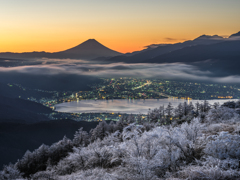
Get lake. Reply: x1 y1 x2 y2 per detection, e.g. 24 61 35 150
54 98 238 114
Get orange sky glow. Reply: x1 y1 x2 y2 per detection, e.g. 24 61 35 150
0 0 240 54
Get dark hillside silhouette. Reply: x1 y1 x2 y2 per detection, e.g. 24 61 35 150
0 120 99 168
0 96 52 123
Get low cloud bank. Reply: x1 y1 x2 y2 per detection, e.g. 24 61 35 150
0 61 239 84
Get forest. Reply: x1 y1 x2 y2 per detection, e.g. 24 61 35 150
1 100 240 180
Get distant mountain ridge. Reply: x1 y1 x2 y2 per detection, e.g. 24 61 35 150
0 39 122 60
229 31 240 38
144 40 240 75
107 34 228 63
0 31 240 65
105 31 240 76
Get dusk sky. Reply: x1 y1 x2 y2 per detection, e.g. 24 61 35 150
1 0 240 53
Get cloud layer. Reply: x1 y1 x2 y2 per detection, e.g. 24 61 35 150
0 59 239 84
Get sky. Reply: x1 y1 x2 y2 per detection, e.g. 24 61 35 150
0 0 240 53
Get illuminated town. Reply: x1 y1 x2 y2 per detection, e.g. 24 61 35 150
43 78 239 106
6 78 240 122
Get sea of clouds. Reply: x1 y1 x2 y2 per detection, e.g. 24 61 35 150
0 59 239 84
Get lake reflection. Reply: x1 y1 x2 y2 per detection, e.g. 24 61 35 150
54 98 238 114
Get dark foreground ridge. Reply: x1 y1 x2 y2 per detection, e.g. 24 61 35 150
0 120 98 168
0 95 52 124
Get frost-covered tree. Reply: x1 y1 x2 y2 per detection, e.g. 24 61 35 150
195 101 200 115
204 131 240 160
108 121 115 133
127 114 135 124
0 164 22 180
16 136 73 177
205 106 239 124
48 136 73 166
122 123 145 141
114 116 128 132
147 108 159 123
213 102 220 109
175 103 184 119
90 120 110 141
73 127 90 147
166 103 173 117
201 100 210 113
3 101 240 180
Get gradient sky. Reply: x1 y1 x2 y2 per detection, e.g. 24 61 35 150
0 0 240 53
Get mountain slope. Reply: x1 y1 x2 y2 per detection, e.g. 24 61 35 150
107 34 226 63
0 96 52 123
146 40 240 63
55 39 122 59
144 40 240 76
229 31 240 38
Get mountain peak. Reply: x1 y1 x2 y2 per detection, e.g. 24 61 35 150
84 39 99 43
196 34 223 40
79 39 102 46
58 39 122 59
198 34 208 38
